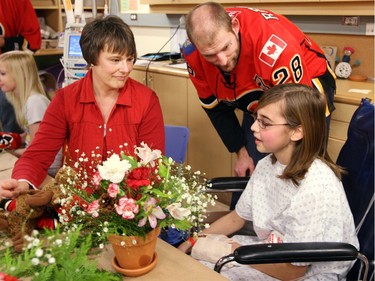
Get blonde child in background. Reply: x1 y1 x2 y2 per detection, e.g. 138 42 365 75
0 51 62 176
178 83 358 281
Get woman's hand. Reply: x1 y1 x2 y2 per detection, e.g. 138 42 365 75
0 179 29 198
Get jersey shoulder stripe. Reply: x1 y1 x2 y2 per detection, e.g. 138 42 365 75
181 39 196 56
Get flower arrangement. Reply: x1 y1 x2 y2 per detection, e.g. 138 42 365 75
58 142 216 245
0 143 217 279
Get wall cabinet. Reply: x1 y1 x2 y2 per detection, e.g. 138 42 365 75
31 0 105 55
130 66 235 179
131 69 189 126
31 0 63 35
327 80 374 162
328 103 357 162
140 0 374 15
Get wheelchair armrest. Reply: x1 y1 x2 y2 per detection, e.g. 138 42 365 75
234 242 358 264
206 177 250 193
214 242 359 273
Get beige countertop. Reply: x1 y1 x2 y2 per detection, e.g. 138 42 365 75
134 60 374 105
335 79 374 105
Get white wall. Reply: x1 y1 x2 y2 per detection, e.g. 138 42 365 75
131 26 187 57
131 26 171 56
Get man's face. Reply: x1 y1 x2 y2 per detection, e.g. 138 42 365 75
194 27 240 72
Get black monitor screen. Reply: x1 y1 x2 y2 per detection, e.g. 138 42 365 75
68 35 83 57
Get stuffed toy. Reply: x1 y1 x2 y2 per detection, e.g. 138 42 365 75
0 132 22 152
0 168 71 252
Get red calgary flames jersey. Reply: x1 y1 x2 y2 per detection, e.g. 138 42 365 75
182 7 328 113
0 0 42 53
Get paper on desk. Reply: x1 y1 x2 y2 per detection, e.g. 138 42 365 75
165 62 187 70
348 89 372 95
135 59 166 67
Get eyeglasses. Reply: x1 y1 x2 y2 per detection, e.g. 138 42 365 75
251 114 289 130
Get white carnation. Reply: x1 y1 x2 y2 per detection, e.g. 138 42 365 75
97 154 131 183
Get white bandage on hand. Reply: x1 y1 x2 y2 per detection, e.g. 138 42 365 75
191 234 234 263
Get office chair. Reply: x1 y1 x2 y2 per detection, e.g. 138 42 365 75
164 125 189 164
211 98 374 281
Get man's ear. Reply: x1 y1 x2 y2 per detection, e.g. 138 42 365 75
290 126 303 142
231 18 240 34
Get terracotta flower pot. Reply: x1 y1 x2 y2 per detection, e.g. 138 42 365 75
108 227 160 276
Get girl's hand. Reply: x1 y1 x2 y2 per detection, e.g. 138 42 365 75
230 241 241 252
177 240 193 253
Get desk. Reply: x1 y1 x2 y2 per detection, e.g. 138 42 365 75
0 151 18 180
97 239 228 281
0 151 52 185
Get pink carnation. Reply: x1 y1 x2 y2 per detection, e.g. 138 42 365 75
115 197 139 219
92 171 102 186
87 200 100 218
107 183 119 198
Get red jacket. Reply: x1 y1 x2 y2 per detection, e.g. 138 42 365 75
0 0 42 53
12 70 165 187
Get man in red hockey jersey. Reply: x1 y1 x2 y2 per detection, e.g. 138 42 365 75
182 2 336 177
0 0 42 53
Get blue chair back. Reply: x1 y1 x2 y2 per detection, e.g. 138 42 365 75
336 98 374 280
164 125 189 163
161 125 190 246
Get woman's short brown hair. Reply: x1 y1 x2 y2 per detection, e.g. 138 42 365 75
80 16 137 65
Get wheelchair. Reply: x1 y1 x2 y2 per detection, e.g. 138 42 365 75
208 98 374 281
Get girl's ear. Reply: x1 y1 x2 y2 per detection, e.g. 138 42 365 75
290 126 303 142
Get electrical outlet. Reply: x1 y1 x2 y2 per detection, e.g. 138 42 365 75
130 14 138 21
342 16 360 26
365 23 374 36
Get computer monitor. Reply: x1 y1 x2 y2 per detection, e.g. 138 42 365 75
67 34 83 58
62 23 87 86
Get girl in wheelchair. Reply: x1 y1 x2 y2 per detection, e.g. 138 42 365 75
178 83 358 281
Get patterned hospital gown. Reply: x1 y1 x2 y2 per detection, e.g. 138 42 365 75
200 155 359 281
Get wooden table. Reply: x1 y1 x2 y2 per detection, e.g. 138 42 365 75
0 151 52 185
0 151 18 180
97 238 228 281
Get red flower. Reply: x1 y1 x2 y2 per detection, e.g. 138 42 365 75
0 272 18 281
126 167 151 189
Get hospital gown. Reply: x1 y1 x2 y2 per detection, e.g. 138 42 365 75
199 155 358 281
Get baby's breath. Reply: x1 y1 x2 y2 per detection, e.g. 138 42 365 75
56 143 217 245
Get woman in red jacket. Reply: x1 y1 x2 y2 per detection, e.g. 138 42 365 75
0 16 165 197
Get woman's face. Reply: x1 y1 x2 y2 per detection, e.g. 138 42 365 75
0 63 16 92
92 48 135 91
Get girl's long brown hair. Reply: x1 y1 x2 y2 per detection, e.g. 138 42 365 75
255 83 342 186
